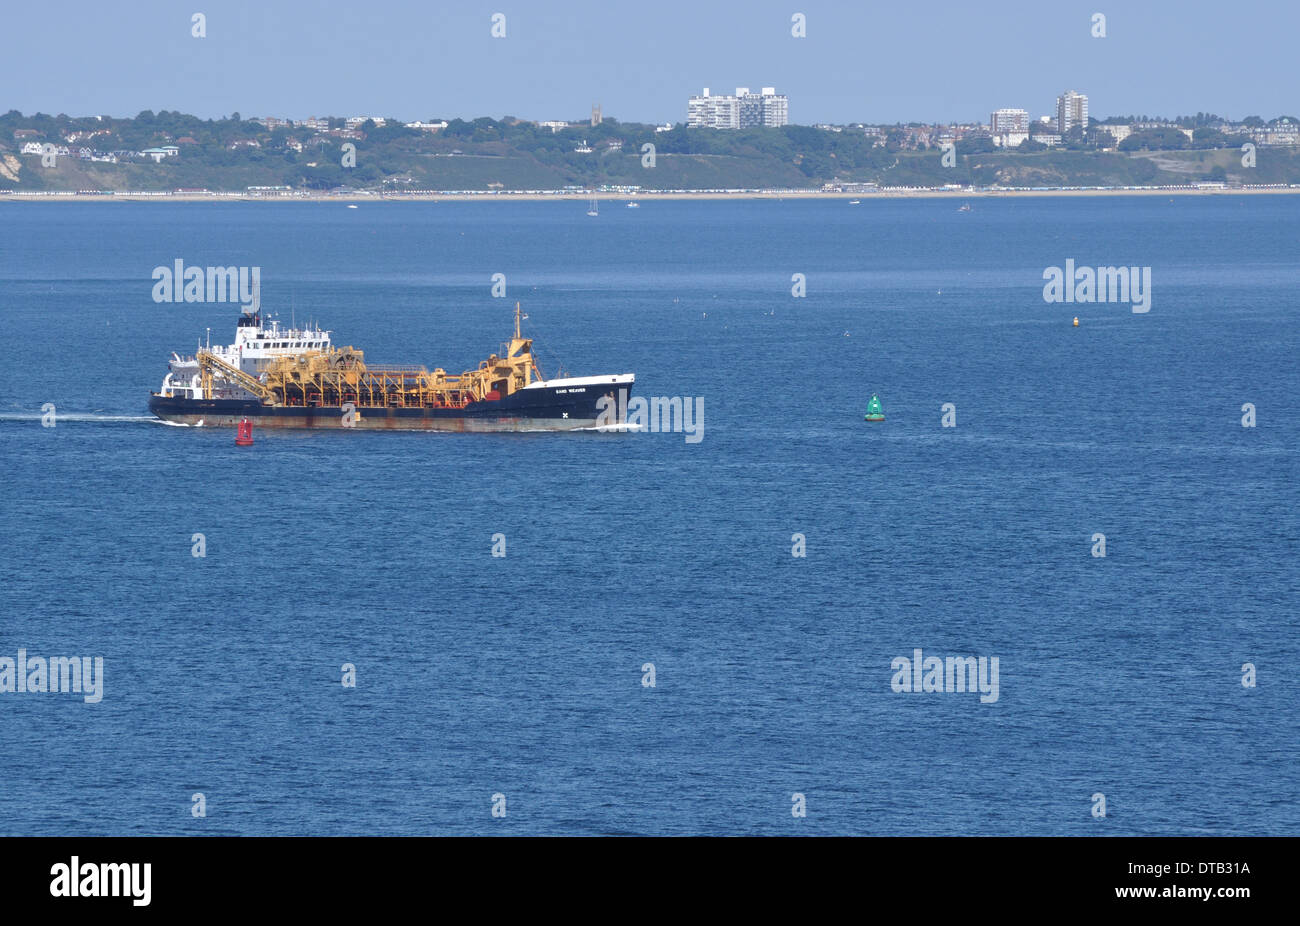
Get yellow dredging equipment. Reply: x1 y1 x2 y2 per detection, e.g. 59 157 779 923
197 302 543 410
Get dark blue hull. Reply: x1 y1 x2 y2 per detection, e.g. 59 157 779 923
148 380 631 431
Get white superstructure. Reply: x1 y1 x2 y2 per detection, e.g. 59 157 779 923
159 311 332 401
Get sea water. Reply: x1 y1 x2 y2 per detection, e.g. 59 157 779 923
0 197 1296 834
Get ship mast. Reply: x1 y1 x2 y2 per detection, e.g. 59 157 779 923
512 300 544 383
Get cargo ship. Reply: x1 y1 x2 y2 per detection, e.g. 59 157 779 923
148 303 634 431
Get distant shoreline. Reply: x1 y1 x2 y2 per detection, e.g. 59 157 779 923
2 187 1297 203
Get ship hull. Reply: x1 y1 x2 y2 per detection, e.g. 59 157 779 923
148 380 631 432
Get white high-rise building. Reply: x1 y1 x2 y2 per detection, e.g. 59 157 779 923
990 108 1029 135
755 87 787 127
688 87 788 129
1056 91 1089 135
687 89 739 129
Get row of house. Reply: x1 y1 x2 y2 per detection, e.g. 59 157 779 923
828 114 1298 152
17 141 180 163
984 93 1299 149
252 116 450 134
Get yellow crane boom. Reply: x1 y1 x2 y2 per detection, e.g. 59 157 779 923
197 349 274 402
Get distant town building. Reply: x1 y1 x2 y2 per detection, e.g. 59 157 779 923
1056 91 1089 135
1104 124 1133 145
688 88 737 128
1256 124 1300 145
65 129 109 144
990 108 1029 136
591 104 602 127
737 88 787 127
688 87 788 129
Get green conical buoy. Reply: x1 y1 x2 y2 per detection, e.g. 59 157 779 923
864 394 885 422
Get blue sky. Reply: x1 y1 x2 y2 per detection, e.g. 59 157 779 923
1 1 1294 124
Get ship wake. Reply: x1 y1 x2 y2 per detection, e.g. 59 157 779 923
0 413 169 424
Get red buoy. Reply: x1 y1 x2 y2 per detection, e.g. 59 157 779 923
235 418 254 446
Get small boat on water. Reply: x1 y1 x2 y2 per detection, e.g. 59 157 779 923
848 199 861 205
626 201 640 209
958 203 972 212
587 193 599 216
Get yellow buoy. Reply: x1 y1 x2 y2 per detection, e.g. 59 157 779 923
1072 316 1079 327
